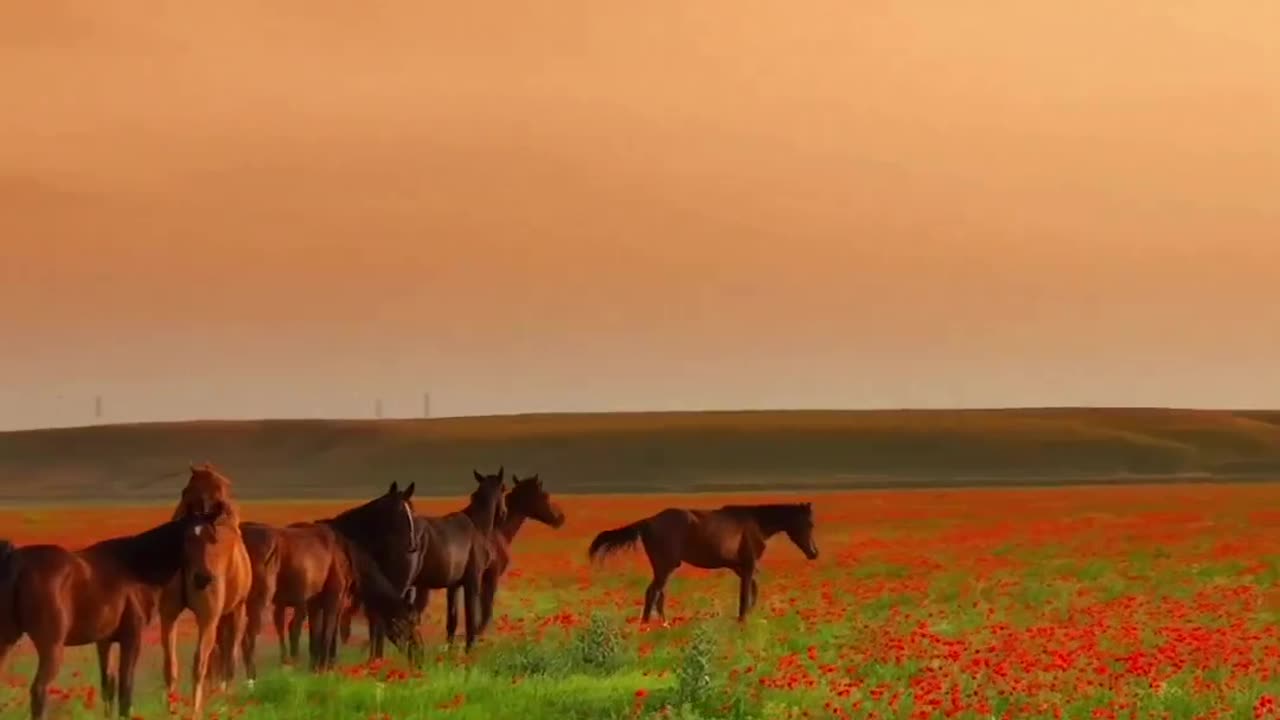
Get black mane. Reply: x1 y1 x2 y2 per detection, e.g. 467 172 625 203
321 495 386 543
84 518 192 586
719 503 810 534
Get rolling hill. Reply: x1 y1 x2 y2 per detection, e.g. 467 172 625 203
2 408 1280 504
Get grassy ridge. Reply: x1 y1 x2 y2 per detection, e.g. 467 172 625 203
1 408 1280 502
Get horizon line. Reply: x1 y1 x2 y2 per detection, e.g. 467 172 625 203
3 405 1275 435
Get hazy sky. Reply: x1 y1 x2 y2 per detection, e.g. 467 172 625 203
3 1 1279 430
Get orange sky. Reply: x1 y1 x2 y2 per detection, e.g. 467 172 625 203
3 1 1279 430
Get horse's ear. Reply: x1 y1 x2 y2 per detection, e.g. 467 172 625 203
497 465 505 481
511 474 521 484
388 481 399 495
473 469 484 483
530 474 541 486
403 481 415 500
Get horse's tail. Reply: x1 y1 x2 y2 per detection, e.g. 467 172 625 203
0 540 23 637
587 518 648 562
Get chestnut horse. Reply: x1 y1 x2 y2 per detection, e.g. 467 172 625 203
238 483 420 673
358 470 559 655
160 463 253 719
0 510 221 720
588 503 819 622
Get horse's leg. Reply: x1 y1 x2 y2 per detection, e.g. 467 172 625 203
478 566 499 636
735 565 756 622
189 611 219 720
159 600 182 707
324 601 341 670
29 639 63 720
340 602 354 646
642 560 675 624
305 598 325 672
272 604 289 664
288 606 305 664
640 532 677 624
95 641 116 718
750 578 760 611
242 598 262 682
444 585 459 645
462 568 480 652
116 625 142 720
223 605 248 689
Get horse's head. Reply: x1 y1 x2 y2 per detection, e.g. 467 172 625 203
507 473 565 529
182 500 235 591
783 502 819 561
174 462 235 521
470 466 508 531
377 480 419 555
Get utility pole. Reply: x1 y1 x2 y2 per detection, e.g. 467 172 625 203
423 392 431 419
94 395 103 421
375 398 384 419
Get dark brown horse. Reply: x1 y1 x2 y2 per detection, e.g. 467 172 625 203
0 510 222 719
356 471 560 652
395 468 507 652
409 468 509 648
588 503 819 622
238 483 420 673
477 473 565 634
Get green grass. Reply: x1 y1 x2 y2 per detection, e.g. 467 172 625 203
3 408 1280 503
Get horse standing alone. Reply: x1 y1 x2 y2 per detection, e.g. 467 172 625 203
588 502 819 622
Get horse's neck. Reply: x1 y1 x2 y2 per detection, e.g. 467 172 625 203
499 512 528 542
749 510 785 538
463 502 497 534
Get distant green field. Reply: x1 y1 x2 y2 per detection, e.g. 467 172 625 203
1 408 1280 503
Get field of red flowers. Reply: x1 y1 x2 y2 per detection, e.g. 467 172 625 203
2 484 1280 719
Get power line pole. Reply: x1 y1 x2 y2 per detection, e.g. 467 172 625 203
94 395 103 421
375 398 384 419
423 391 431 419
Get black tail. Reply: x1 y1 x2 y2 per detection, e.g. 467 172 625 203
0 540 22 636
587 519 647 562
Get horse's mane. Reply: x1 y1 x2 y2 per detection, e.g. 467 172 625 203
320 494 387 543
719 503 811 533
84 518 190 586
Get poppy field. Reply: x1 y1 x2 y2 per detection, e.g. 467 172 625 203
2 483 1280 719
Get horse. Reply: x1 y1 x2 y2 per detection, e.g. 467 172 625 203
159 464 253 719
235 520 280 681
238 482 421 673
0 509 223 720
477 473 565 634
358 470 558 654
587 502 819 623
398 468 507 652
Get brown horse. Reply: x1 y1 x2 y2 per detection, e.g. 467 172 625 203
239 483 420 673
399 468 507 652
235 520 280 681
587 503 819 622
160 464 253 719
0 510 221 720
357 471 560 653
